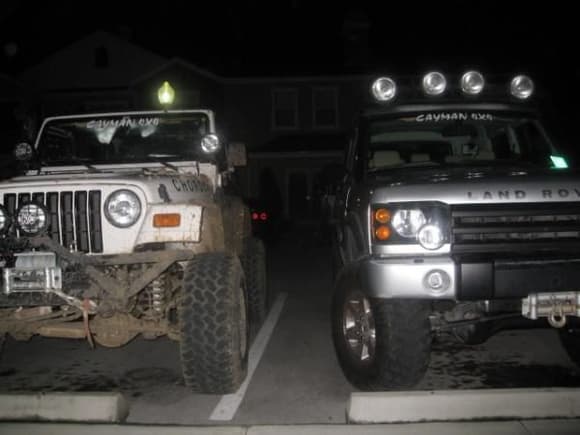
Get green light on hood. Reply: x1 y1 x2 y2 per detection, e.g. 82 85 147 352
550 155 569 169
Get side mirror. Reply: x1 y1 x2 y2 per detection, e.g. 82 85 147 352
14 142 34 162
226 142 247 168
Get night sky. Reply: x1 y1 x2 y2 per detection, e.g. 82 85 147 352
1 1 577 78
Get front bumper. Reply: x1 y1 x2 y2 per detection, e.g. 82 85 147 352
361 255 580 301
0 236 195 308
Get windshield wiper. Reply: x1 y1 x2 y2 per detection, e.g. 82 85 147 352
144 155 180 172
368 161 439 173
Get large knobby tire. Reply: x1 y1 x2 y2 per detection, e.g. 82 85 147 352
559 328 580 367
179 253 248 394
242 237 268 326
331 267 431 391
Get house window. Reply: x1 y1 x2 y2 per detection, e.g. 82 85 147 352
272 88 298 130
95 46 109 69
313 87 338 129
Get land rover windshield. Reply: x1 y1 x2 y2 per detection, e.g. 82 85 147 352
36 112 211 165
365 111 564 172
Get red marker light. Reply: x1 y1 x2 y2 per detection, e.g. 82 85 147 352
252 212 259 220
260 212 268 221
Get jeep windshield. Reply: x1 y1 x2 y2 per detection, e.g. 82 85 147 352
36 112 211 165
366 111 562 172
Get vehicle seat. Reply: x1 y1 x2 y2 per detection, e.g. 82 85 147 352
370 150 404 168
410 153 430 163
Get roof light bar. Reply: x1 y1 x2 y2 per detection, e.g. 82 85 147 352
510 75 534 99
371 77 397 102
422 72 447 96
461 71 485 95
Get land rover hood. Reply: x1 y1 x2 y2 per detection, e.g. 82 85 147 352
369 166 580 205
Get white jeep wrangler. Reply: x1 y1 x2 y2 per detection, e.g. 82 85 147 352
0 110 268 394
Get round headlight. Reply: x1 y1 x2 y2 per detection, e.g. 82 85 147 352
0 205 10 234
16 203 48 235
201 134 220 153
510 75 534 99
461 71 485 95
417 224 445 250
391 209 426 238
422 72 447 96
105 190 141 228
371 77 397 102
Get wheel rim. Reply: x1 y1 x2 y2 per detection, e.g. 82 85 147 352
342 290 376 363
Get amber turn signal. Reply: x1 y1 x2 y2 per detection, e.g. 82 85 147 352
375 225 391 241
374 208 391 224
153 213 181 228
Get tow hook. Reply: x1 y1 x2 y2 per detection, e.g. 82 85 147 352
548 305 567 328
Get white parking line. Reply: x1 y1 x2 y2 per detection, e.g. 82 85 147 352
209 292 288 421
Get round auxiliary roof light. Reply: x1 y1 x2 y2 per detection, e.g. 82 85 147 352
422 72 447 96
371 77 397 102
461 71 485 95
510 75 534 99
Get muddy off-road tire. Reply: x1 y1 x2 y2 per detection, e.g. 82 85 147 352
242 237 268 326
179 253 248 394
559 328 580 367
0 334 4 360
331 267 431 391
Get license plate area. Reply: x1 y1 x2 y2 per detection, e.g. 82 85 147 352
2 252 62 294
522 292 580 320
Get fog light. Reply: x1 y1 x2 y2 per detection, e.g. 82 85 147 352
423 270 450 292
0 204 9 234
17 203 48 235
418 224 445 250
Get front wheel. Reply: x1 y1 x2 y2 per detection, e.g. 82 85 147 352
242 237 269 326
179 253 248 394
331 267 432 391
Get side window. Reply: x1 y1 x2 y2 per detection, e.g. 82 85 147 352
513 121 549 163
491 128 513 159
272 88 298 130
312 87 338 129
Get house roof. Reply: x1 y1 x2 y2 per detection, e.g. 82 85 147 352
19 31 168 90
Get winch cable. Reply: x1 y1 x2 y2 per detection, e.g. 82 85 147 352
82 298 95 348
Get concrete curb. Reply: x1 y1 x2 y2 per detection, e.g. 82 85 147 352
1 421 580 435
347 388 580 423
0 392 129 422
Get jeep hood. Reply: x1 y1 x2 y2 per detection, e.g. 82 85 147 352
0 167 214 204
369 165 580 205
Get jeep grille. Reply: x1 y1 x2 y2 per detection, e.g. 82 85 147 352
451 203 580 254
2 190 103 253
